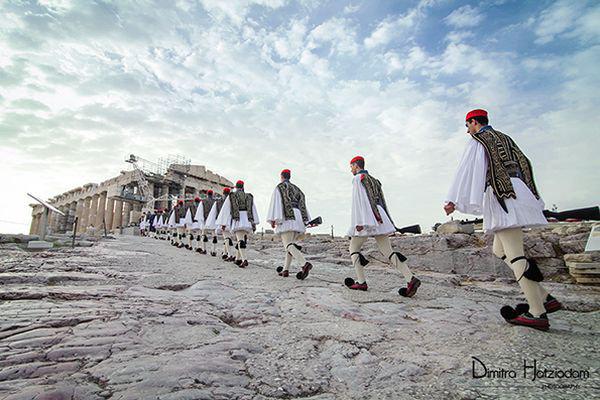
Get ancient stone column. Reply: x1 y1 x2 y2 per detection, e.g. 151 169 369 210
79 197 91 233
48 210 59 234
105 198 115 231
95 192 107 230
112 200 123 229
58 206 68 233
30 212 39 235
123 202 132 227
67 201 77 231
88 194 99 229
75 198 84 232
161 183 170 209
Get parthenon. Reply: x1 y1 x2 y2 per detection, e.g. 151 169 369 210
29 160 233 236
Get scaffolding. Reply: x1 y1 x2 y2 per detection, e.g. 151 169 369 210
157 154 191 175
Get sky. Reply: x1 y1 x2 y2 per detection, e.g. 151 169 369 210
1 0 599 236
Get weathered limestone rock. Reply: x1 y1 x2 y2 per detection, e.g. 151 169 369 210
435 220 475 234
0 234 40 244
0 231 598 399
565 253 594 263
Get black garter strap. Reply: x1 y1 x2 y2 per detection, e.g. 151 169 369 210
500 255 506 260
212 237 218 244
285 243 302 253
239 240 247 249
389 251 407 263
510 256 543 282
227 238 234 246
203 235 209 242
350 252 369 266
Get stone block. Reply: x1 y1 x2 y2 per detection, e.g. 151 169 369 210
27 241 53 249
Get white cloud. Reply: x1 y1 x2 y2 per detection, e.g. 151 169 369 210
308 17 358 56
533 0 587 44
364 8 420 49
0 0 598 238
444 5 484 28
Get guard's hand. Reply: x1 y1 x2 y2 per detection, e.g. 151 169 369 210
356 225 364 232
270 221 276 229
221 225 226 230
444 202 456 215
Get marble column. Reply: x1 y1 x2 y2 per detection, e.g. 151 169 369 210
112 200 123 229
75 198 84 232
105 198 115 231
79 196 91 233
58 206 68 233
88 194 99 229
95 192 107 230
30 213 39 235
161 183 170 209
49 210 59 234
123 202 132 227
67 201 77 231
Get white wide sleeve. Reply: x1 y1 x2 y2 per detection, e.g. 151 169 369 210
350 175 379 228
195 203 205 225
251 201 260 225
216 197 232 226
184 209 193 225
167 210 175 226
266 188 283 224
205 203 218 228
445 138 487 215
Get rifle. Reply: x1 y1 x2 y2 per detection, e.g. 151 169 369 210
543 206 599 221
305 216 322 227
396 224 421 234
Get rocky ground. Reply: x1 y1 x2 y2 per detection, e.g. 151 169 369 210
0 233 598 400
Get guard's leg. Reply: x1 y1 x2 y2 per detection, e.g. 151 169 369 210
235 231 248 266
201 229 208 253
374 235 414 283
496 228 547 325
211 234 218 256
494 232 559 315
349 236 368 285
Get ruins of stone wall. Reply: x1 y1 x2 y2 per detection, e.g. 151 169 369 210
29 164 233 237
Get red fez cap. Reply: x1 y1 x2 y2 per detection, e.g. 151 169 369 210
350 156 364 165
207 189 214 195
281 169 291 175
466 109 488 121
177 199 183 204
223 187 231 194
194 197 200 202
236 180 244 187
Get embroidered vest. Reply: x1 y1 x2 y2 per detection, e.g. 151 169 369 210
175 205 186 223
202 197 215 220
215 194 228 215
360 173 392 224
230 191 254 223
190 203 199 222
276 181 309 222
472 128 540 212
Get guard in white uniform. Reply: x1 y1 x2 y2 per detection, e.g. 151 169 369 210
207 187 234 260
216 180 260 268
445 109 562 331
346 156 420 297
266 169 313 279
